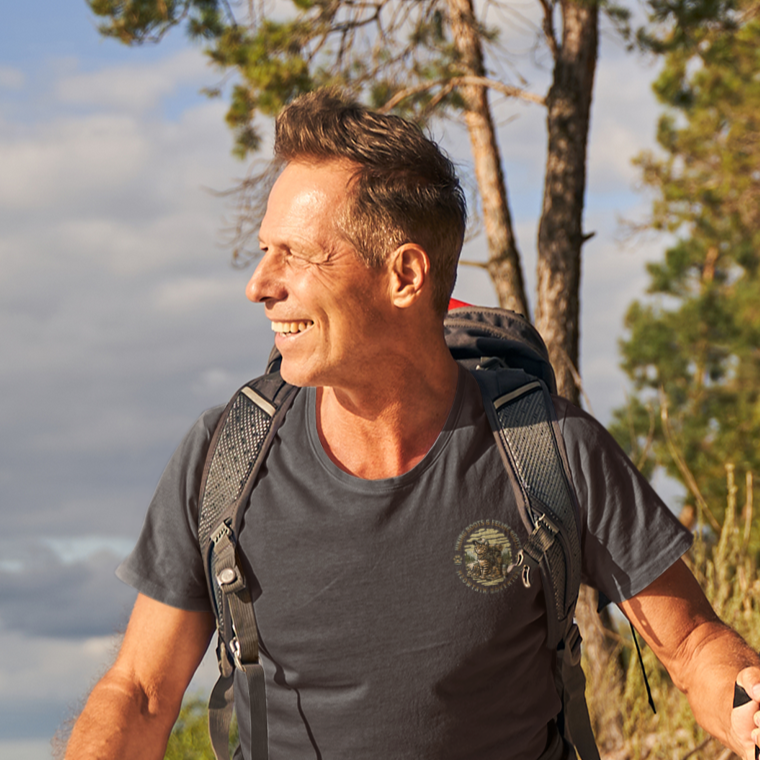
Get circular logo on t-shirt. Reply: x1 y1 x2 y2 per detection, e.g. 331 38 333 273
453 519 521 593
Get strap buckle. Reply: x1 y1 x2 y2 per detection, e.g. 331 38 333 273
230 636 244 670
216 636 234 677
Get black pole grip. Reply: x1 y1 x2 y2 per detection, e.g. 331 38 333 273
733 683 760 760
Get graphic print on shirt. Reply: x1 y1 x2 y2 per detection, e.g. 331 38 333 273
453 519 521 593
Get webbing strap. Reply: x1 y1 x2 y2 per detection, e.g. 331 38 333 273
208 663 268 760
209 672 235 760
558 625 601 760
240 663 268 760
208 528 269 760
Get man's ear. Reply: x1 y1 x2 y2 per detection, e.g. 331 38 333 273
389 244 430 309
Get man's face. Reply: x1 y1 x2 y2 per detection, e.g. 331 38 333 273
247 160 392 389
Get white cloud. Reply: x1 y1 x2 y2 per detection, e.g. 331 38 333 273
0 114 148 209
587 51 663 191
0 630 116 700
192 367 244 398
0 739 52 760
0 102 234 219
153 275 244 313
56 48 213 112
0 66 25 90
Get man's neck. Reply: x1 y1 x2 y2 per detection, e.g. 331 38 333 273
315 344 460 480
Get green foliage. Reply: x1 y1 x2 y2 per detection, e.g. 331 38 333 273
164 694 238 760
636 0 742 55
87 0 224 44
612 0 760 518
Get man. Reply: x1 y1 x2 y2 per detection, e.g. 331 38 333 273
66 90 760 760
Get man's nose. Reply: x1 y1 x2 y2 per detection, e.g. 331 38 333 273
246 250 283 303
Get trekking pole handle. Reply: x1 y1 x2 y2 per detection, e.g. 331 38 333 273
733 683 760 760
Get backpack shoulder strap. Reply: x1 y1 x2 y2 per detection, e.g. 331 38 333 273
472 368 600 760
198 372 299 760
472 368 581 640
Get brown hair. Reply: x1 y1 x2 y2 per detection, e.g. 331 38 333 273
274 89 467 314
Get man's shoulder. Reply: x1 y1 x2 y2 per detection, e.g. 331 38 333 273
550 395 614 451
198 403 226 430
186 403 227 447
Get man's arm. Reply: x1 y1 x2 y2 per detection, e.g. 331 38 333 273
619 558 760 759
65 593 215 760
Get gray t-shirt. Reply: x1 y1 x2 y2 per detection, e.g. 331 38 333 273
118 369 692 760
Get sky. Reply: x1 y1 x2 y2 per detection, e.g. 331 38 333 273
0 2 674 757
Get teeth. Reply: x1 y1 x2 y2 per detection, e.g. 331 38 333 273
271 320 313 334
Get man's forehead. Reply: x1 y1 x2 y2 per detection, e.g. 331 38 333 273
260 161 352 238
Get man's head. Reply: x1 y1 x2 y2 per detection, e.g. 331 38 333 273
273 89 467 314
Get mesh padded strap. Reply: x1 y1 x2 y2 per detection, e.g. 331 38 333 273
485 376 597 760
199 377 298 760
199 388 276 549
492 381 582 637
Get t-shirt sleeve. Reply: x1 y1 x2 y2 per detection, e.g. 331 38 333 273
555 397 693 604
116 406 225 612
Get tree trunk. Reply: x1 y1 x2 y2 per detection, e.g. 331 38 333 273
535 8 628 756
536 0 598 404
447 0 530 318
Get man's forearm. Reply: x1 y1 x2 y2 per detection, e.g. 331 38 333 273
620 560 760 760
64 596 214 759
65 668 178 760
672 620 760 757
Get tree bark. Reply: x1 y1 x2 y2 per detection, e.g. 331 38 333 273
535 8 629 756
536 0 599 404
447 0 530 318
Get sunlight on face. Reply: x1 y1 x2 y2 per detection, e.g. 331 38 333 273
247 161 393 389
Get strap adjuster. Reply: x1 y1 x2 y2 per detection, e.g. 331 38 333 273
230 637 244 670
216 565 246 594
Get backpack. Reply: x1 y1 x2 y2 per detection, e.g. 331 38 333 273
197 304 600 760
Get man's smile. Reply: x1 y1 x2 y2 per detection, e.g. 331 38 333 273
271 320 315 335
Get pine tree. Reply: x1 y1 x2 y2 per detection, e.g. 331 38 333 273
613 0 760 522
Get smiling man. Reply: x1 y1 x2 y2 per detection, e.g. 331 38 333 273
65 90 760 760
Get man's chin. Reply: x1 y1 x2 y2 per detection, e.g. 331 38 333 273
277 361 312 389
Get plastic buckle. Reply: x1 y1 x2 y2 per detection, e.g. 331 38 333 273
211 521 232 545
230 637 244 670
536 512 559 536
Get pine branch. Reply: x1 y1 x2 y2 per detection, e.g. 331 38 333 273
378 75 545 112
537 0 559 59
658 388 721 533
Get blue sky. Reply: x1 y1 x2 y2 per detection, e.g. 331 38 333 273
0 2 674 757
